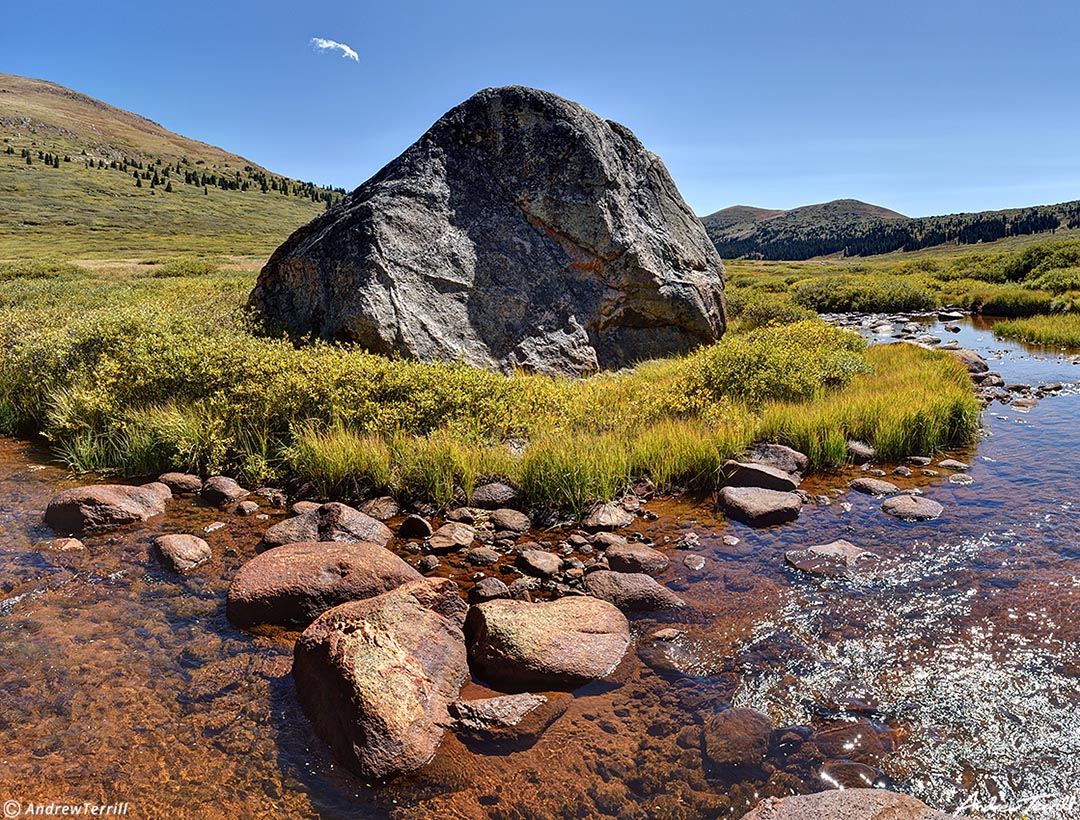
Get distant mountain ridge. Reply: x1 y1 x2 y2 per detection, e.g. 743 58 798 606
702 197 1080 260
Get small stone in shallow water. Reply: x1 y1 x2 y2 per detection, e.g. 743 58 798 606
784 539 878 578
204 521 226 533
36 537 85 552
949 473 975 485
154 534 211 573
938 458 969 471
848 477 900 496
722 535 740 546
881 494 943 521
683 554 706 572
236 500 260 516
606 542 669 574
718 486 802 527
893 466 913 477
201 476 249 507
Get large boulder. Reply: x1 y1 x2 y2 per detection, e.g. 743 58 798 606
44 482 171 533
227 541 422 627
465 596 630 691
261 502 393 549
742 789 966 820
293 579 469 780
248 86 727 377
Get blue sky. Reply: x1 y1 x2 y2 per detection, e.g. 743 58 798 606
4 0 1079 217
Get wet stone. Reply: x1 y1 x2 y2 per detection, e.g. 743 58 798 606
881 495 943 521
718 486 802 528
236 500 260 516
469 576 510 603
784 539 879 578
154 534 211 573
201 476 249 507
721 459 800 492
848 477 900 496
418 555 440 574
158 472 203 494
428 521 476 552
584 570 686 611
605 542 670 574
938 458 969 471
398 514 433 539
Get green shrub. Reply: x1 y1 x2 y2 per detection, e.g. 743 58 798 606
684 320 869 406
976 289 1056 317
791 275 937 313
737 294 818 329
0 257 81 280
1023 266 1080 294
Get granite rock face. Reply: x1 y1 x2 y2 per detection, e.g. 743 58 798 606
249 86 726 376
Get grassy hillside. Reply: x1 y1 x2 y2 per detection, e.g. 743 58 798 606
704 196 1080 261
0 74 342 257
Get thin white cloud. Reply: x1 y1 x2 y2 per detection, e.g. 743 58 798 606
310 37 359 62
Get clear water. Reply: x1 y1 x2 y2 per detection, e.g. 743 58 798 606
1 318 1078 819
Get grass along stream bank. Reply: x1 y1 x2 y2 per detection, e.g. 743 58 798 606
0 259 981 515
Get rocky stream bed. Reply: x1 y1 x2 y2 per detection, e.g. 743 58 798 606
1 315 1079 819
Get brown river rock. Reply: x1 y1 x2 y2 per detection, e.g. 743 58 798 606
44 482 172 532
584 570 686 611
293 579 469 780
261 501 393 548
227 541 422 627
465 596 630 691
743 788 967 819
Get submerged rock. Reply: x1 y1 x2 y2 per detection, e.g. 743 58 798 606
465 596 630 691
450 692 567 748
44 482 171 533
227 541 422 626
717 486 801 528
293 579 468 780
784 539 879 578
703 708 774 769
743 789 966 819
249 86 727 377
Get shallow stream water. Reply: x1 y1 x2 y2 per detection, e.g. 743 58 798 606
1 317 1078 819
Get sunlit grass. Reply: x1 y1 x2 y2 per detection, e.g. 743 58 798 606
993 314 1080 349
0 262 981 513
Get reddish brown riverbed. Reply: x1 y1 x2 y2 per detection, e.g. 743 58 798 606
1 319 1079 819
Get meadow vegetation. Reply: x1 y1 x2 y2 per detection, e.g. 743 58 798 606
724 237 1080 322
0 261 980 514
